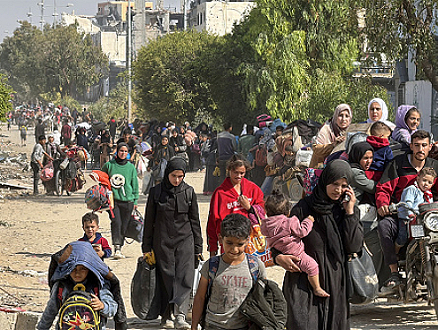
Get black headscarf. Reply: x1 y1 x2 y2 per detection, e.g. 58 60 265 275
162 156 187 194
349 141 373 170
307 159 353 263
159 157 189 211
115 142 129 165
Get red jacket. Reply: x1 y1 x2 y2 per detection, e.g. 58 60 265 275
376 154 438 208
207 177 264 253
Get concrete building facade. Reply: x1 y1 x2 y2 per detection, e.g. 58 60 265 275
188 0 255 36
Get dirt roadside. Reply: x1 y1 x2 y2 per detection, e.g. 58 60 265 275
0 123 437 329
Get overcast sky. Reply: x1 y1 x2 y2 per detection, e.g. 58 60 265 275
1 0 180 42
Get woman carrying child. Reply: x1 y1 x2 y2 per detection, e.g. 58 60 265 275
143 157 202 329
392 105 421 146
272 159 363 330
261 191 329 297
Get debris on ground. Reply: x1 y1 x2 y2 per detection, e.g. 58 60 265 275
0 144 32 198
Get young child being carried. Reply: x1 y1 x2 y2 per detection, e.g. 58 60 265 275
191 214 267 330
366 121 394 181
261 191 329 297
78 212 112 260
396 167 437 249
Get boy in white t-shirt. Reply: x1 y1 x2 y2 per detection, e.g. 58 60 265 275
191 214 266 330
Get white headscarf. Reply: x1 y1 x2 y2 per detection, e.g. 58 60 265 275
367 98 395 130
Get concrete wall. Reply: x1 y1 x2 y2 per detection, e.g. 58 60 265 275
405 80 433 133
97 31 127 62
191 1 255 36
0 311 41 330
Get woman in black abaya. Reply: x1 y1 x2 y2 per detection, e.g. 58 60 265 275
272 159 363 330
142 157 203 329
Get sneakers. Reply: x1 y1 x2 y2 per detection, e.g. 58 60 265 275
174 315 190 330
113 249 125 260
160 319 174 329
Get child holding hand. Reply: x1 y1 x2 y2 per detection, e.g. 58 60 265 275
261 191 329 298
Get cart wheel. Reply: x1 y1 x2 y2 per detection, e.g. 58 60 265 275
55 170 62 196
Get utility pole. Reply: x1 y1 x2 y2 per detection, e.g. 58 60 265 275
39 0 45 30
127 0 132 124
183 0 187 30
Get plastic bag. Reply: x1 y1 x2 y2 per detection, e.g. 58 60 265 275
40 162 54 181
245 205 274 267
142 170 152 195
136 156 148 178
347 245 379 304
131 257 159 320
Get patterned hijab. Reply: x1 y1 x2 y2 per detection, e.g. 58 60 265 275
330 103 352 138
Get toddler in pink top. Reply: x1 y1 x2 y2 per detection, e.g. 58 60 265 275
261 191 329 297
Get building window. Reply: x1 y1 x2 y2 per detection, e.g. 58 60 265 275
398 83 405 106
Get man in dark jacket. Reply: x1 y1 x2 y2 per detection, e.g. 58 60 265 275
376 130 438 291
35 118 45 143
108 117 117 142
217 123 237 183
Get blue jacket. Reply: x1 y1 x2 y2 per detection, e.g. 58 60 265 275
37 241 117 330
366 136 393 172
398 185 424 220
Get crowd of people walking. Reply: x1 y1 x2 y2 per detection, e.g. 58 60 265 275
7 95 438 330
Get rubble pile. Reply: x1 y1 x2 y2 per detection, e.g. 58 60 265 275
0 146 32 199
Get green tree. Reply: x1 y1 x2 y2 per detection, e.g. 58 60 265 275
0 74 14 120
233 0 361 121
361 0 438 91
0 22 43 100
302 70 390 123
40 24 108 98
89 83 130 122
0 22 108 101
134 30 218 123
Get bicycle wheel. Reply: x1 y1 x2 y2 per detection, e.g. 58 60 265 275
54 170 62 196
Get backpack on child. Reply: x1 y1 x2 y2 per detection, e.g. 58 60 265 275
58 283 101 330
202 254 286 330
